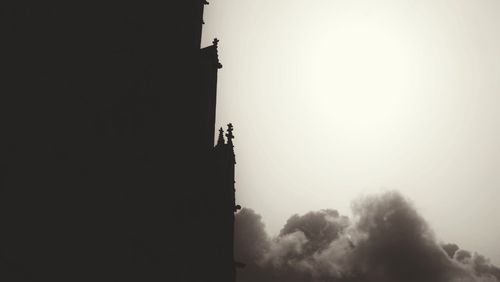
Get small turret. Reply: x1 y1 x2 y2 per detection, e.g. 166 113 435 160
225 123 234 147
211 38 223 69
216 127 225 147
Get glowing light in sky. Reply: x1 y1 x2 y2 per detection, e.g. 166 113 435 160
203 0 500 264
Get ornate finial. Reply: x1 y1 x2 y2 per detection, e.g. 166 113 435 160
213 38 219 47
225 123 234 145
216 127 225 146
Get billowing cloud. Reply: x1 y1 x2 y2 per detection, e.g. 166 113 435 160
235 191 500 282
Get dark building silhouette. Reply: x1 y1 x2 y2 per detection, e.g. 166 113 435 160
1 2 238 281
212 124 241 282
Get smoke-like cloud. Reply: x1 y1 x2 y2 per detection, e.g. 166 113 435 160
235 191 500 282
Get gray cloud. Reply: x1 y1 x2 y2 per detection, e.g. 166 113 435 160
442 243 460 259
235 191 500 282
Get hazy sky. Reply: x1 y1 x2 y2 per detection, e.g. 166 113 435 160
202 0 500 264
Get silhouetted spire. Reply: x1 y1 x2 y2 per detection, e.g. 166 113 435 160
225 123 234 146
212 38 223 69
201 38 222 68
217 127 225 146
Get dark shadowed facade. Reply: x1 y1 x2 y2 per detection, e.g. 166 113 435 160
1 2 238 281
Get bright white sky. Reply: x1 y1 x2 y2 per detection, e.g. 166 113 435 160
202 0 500 264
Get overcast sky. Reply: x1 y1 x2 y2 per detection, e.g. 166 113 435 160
202 0 500 265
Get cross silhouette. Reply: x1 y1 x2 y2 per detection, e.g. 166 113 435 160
213 38 219 46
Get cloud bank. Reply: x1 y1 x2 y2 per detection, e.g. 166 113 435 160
235 191 500 282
